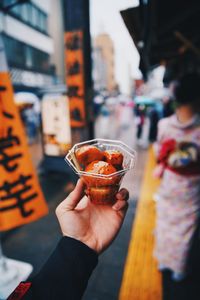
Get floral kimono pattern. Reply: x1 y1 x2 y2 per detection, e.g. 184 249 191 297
154 114 200 278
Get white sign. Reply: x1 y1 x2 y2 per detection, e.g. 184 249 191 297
41 94 72 156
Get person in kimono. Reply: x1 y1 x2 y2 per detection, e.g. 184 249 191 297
153 72 200 281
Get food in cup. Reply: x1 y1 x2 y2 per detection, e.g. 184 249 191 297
65 139 136 206
85 160 117 176
75 145 104 167
86 186 119 205
84 160 119 186
103 150 123 168
74 146 124 204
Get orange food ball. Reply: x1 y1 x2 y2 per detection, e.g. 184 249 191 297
86 186 119 205
103 150 123 167
83 160 119 186
75 145 104 167
85 160 117 175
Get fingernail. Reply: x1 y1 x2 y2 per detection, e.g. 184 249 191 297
113 204 120 210
116 193 121 199
120 190 127 198
121 189 129 200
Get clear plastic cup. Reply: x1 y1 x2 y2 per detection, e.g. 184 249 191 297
65 139 136 205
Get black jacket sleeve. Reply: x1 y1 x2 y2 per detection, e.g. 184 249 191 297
8 237 98 300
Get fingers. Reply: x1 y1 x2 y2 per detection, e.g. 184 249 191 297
112 188 129 211
112 200 128 211
56 179 85 214
116 188 129 201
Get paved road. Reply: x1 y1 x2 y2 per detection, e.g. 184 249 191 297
2 104 148 299
83 104 147 300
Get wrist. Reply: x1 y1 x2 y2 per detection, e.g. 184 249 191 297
62 233 100 254
80 236 100 254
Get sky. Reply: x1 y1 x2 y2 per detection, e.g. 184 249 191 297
90 0 142 94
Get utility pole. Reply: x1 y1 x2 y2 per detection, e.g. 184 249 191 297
62 0 94 144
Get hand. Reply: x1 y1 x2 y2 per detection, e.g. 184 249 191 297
56 180 129 254
152 163 165 178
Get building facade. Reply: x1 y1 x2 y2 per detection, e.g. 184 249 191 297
48 0 65 83
0 0 64 93
93 33 117 93
92 45 107 92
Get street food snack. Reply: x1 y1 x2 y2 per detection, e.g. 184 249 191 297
74 146 124 204
84 160 118 186
83 159 122 204
66 139 136 205
75 145 104 167
103 150 123 168
86 186 119 205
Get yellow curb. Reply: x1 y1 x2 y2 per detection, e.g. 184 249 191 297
119 147 162 300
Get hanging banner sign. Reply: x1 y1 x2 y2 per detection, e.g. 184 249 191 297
41 94 72 157
65 31 86 128
0 36 48 231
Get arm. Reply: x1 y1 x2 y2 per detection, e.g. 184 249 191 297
8 180 129 300
29 237 97 300
153 118 176 178
8 238 97 300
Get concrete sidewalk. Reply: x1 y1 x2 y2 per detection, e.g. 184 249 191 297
2 106 148 299
2 171 77 277
2 148 147 300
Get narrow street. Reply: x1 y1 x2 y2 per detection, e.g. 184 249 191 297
3 103 148 300
83 103 147 299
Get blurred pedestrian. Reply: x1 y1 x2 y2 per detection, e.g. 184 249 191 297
93 95 104 117
162 96 174 118
153 72 200 281
23 104 39 144
119 102 133 130
97 103 111 138
8 180 129 300
148 106 159 142
135 105 145 140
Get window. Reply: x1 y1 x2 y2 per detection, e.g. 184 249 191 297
7 2 48 34
38 11 47 32
3 35 25 66
21 3 30 23
11 3 21 17
25 46 33 68
3 35 51 73
3 0 16 6
15 39 25 66
31 6 38 27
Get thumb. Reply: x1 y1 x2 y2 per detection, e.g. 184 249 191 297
56 179 85 214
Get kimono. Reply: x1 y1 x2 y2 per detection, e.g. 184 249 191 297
154 114 200 279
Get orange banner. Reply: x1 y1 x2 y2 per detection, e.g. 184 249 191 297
0 72 48 231
65 31 86 128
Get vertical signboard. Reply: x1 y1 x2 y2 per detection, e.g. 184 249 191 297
0 36 48 231
65 31 86 127
63 0 93 135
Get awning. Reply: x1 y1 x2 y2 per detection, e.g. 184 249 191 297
121 0 200 81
